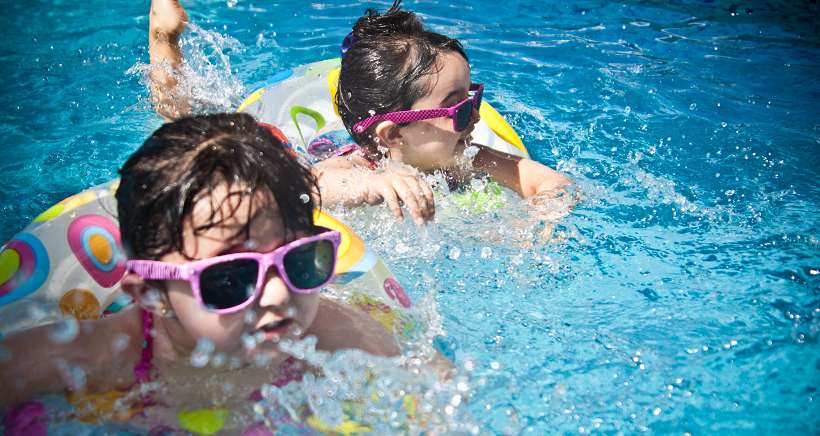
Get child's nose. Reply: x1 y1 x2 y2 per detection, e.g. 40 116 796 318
257 267 290 309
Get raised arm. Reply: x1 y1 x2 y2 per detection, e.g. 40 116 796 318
148 0 190 120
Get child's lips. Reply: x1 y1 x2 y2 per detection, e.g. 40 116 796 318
257 318 293 340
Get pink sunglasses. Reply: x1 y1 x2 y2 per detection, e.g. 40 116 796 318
352 83 484 135
126 228 341 314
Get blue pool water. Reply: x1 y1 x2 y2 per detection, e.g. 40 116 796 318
1 0 818 433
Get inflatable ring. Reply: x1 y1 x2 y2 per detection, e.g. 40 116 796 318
238 58 530 159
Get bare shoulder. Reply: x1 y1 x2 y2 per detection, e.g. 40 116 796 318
309 298 400 357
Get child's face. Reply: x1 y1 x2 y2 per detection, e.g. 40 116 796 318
159 182 319 365
392 51 477 171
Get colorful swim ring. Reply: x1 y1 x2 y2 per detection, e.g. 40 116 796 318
0 179 417 339
238 58 530 159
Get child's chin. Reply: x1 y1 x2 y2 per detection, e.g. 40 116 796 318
243 346 290 368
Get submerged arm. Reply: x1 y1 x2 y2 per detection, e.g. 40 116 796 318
472 144 572 198
148 0 190 120
0 309 142 411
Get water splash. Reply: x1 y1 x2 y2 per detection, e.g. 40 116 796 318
254 337 479 434
127 23 246 115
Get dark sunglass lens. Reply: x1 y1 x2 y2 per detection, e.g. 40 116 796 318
455 101 474 131
283 240 335 290
199 259 259 310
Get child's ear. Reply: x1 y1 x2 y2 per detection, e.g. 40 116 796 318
121 272 145 300
374 121 404 148
121 273 170 316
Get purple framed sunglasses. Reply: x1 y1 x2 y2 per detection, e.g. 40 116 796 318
352 83 484 135
126 227 341 314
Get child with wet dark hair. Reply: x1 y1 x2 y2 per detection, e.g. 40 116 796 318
331 1 571 209
0 113 397 419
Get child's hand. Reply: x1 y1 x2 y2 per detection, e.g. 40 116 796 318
150 0 188 39
363 165 435 225
528 189 575 221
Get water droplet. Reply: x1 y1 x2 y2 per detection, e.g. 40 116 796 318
724 189 735 197
211 353 227 367
244 310 258 325
112 333 130 352
27 302 48 323
50 319 79 343
463 145 479 159
254 353 273 367
56 359 87 391
448 247 461 260
464 360 475 371
144 288 162 305
299 193 310 203
652 407 662 416
689 103 697 111
721 121 728 128
242 332 258 350
480 247 493 259
190 338 215 367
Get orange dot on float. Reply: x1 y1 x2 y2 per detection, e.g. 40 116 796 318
59 288 102 321
88 234 113 264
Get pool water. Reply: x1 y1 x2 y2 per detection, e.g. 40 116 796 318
1 0 818 433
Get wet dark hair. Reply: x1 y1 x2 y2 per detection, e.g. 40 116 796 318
336 0 467 152
116 113 318 260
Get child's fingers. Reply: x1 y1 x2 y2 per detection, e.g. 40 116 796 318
393 178 425 225
417 178 435 220
378 185 404 219
404 176 434 222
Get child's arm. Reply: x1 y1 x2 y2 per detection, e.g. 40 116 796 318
0 310 142 411
472 144 572 198
148 0 190 120
310 298 400 356
314 156 436 225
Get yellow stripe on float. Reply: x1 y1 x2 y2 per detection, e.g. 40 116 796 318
479 102 528 156
313 209 364 274
236 88 266 113
327 67 341 116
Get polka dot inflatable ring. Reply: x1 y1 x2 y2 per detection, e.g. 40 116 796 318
67 214 126 287
0 233 49 307
0 182 127 335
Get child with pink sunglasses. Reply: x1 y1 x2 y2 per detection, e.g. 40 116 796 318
328 1 572 215
148 0 572 225
0 114 398 422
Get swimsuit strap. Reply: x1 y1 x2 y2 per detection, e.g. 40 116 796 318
133 309 154 384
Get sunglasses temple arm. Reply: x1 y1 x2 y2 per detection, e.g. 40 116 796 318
126 260 185 281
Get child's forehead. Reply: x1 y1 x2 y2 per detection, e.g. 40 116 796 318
418 52 471 102
188 182 282 239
